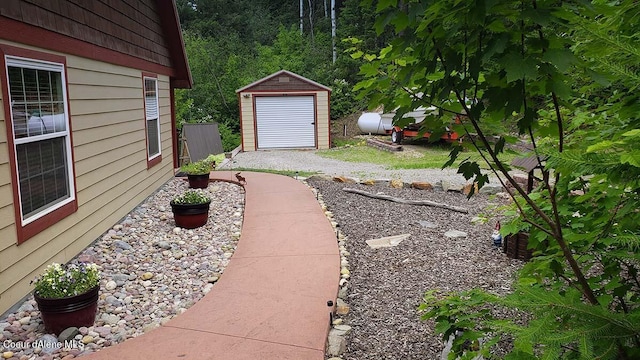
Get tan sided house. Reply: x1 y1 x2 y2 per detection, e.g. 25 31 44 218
0 0 191 314
237 70 331 151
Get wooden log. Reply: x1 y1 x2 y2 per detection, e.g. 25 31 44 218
342 188 469 214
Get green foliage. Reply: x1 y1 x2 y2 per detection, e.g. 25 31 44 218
330 78 367 120
32 263 100 299
217 122 241 152
354 0 640 358
174 2 378 149
205 153 226 166
171 190 211 205
180 159 214 175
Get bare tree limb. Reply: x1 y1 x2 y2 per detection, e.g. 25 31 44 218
342 187 469 214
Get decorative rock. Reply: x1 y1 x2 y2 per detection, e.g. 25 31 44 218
37 335 59 354
441 180 464 192
332 318 343 325
2 352 13 359
332 176 357 184
390 179 404 188
360 179 376 185
105 281 117 291
94 326 112 337
58 327 79 342
479 183 503 194
141 272 154 280
411 181 433 190
142 322 160 333
155 241 171 250
333 324 352 335
100 314 119 326
340 268 350 276
417 220 438 229
444 230 468 238
77 254 96 263
463 183 479 195
0 179 244 359
338 286 348 299
336 298 350 315
365 234 410 249
327 328 347 356
113 240 132 250
18 303 34 312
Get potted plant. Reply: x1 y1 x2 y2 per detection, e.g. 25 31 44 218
170 189 211 229
31 262 101 335
181 159 214 189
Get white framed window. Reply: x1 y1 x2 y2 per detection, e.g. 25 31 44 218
144 76 161 161
6 56 75 224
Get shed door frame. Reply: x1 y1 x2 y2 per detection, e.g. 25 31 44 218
253 94 318 150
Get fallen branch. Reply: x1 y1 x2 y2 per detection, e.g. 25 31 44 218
342 188 469 214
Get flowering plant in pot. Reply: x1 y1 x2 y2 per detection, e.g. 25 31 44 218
31 262 101 335
180 159 215 188
170 189 212 229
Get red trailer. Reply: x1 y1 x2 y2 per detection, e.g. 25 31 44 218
388 115 462 144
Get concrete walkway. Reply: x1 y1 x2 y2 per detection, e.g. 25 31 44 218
85 171 340 359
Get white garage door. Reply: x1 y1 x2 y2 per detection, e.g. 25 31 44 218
255 96 316 149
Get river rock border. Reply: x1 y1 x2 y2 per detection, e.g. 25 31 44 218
0 178 244 360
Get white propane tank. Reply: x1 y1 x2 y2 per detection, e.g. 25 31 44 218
357 112 393 134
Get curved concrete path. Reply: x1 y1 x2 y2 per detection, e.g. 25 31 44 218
85 171 340 359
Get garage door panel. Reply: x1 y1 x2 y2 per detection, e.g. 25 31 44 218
255 96 316 149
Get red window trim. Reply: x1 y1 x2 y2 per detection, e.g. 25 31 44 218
142 72 162 169
0 44 79 244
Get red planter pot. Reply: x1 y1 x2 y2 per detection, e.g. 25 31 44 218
187 174 210 189
171 201 211 229
34 286 99 335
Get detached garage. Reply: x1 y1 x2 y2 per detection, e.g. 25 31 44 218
237 70 331 151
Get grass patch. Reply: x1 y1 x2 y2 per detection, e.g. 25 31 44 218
216 167 319 178
332 138 367 147
317 142 518 170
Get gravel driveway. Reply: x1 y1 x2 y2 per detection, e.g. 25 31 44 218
218 149 481 186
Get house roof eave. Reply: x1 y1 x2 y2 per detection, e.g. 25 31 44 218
158 0 192 89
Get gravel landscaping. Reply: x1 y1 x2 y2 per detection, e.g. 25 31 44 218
0 178 244 359
307 177 523 360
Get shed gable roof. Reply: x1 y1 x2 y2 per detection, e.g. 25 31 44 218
0 0 191 88
236 70 331 93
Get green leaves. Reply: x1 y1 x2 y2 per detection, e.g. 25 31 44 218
501 53 539 83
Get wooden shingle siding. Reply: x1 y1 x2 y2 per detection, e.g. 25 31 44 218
0 0 172 67
0 46 175 313
249 75 321 92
